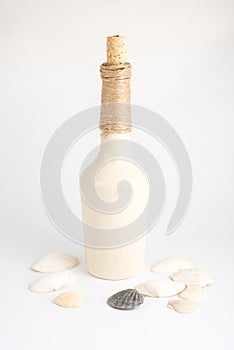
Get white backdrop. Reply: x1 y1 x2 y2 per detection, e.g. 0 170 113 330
1 0 234 349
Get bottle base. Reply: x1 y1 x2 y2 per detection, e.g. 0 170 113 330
86 267 143 281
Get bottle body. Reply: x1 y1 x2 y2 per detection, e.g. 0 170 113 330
85 238 146 280
81 133 148 280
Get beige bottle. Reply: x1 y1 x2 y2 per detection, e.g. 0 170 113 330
81 35 149 280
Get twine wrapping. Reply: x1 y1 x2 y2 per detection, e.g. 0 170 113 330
100 62 132 137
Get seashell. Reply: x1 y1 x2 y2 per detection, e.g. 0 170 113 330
151 256 191 274
32 253 79 272
54 290 83 308
30 270 76 293
167 299 200 314
107 289 144 310
135 279 185 298
179 284 207 300
170 268 213 287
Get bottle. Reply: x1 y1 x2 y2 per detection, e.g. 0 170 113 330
80 35 148 280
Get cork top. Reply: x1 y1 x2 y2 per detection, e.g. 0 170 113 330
106 35 126 65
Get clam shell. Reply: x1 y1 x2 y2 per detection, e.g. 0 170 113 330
30 271 76 293
167 299 200 314
32 253 79 272
170 268 213 287
151 256 191 274
54 290 83 308
179 284 207 300
135 279 185 298
107 289 144 310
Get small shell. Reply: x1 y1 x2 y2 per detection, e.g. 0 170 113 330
167 299 200 314
54 290 83 308
170 268 213 287
107 289 144 310
32 253 79 272
135 279 185 298
151 256 191 274
30 271 76 293
179 284 207 300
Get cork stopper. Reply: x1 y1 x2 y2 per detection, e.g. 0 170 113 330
106 35 126 65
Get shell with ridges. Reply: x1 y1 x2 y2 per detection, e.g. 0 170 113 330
170 268 213 287
179 284 207 300
32 253 79 272
135 279 186 298
167 299 200 314
107 289 144 310
54 290 83 308
151 256 191 274
29 271 76 293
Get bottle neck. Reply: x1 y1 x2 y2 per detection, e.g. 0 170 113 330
101 132 131 144
99 63 132 137
98 132 132 161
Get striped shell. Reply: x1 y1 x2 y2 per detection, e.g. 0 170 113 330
107 289 144 310
170 268 213 287
167 299 200 314
54 290 83 308
32 253 79 272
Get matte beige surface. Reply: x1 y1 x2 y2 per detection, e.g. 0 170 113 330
84 134 149 280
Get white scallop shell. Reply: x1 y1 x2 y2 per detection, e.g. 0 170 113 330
179 284 207 300
135 279 186 298
54 290 83 308
170 268 213 287
30 271 77 293
151 256 191 274
167 299 200 314
32 253 79 272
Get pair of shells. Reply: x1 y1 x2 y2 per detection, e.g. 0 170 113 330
31 253 79 293
30 273 82 308
167 284 207 314
31 253 82 308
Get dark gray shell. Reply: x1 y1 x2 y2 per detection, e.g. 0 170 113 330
107 289 144 310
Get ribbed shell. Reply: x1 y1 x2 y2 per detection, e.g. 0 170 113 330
107 289 144 310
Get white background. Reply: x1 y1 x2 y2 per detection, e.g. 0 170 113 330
1 0 234 349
